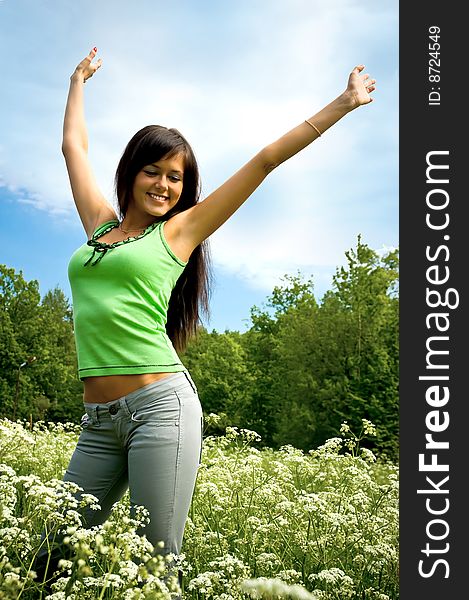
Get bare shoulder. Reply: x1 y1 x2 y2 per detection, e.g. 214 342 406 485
163 208 198 264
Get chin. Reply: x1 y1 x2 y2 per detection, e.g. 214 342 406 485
144 204 171 217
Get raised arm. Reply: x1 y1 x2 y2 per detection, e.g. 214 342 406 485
62 48 117 238
167 65 376 259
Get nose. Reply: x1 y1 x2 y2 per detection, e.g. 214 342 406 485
152 174 168 191
157 178 168 191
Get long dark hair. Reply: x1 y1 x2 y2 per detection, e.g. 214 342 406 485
114 125 212 353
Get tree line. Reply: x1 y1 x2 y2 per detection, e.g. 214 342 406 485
0 236 399 460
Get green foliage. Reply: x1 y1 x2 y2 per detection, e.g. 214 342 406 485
314 237 399 457
182 329 257 436
183 237 399 460
0 265 83 424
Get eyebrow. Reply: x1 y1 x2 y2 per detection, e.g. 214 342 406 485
149 163 184 175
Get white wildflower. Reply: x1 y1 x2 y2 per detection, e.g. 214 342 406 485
241 577 318 599
362 419 377 436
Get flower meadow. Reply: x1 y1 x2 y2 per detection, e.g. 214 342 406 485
0 416 398 600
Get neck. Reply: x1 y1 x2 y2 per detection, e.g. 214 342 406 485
119 218 155 232
120 205 158 231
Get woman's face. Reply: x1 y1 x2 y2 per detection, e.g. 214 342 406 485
129 153 185 221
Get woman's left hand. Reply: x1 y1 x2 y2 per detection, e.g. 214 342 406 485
343 64 376 110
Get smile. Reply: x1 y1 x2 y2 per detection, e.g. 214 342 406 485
147 192 169 202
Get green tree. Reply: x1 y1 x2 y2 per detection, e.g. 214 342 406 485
0 265 42 419
182 327 256 432
241 240 399 459
307 237 399 456
0 266 83 423
36 287 83 422
0 309 24 417
243 273 318 446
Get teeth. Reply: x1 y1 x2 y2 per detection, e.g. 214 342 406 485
148 193 168 201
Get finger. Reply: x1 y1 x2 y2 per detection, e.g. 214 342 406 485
84 58 103 82
363 78 376 91
352 64 365 74
78 53 95 70
85 47 98 63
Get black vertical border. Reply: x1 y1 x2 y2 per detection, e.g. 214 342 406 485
400 2 465 598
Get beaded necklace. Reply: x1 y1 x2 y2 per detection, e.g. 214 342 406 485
83 220 160 266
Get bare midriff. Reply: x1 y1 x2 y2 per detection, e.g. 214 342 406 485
83 372 174 404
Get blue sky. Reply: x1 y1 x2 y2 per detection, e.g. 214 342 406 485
0 0 398 332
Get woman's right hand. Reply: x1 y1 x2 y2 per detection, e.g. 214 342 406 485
71 47 102 83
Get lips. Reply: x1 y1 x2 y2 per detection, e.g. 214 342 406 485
147 192 169 202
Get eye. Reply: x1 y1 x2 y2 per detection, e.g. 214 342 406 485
143 170 157 177
169 175 182 182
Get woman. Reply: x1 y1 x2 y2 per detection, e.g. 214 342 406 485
35 47 375 594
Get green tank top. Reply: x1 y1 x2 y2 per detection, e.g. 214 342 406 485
68 219 187 379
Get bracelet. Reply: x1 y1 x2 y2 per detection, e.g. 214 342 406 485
304 119 322 137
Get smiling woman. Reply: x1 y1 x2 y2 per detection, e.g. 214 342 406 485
132 160 181 216
33 46 377 596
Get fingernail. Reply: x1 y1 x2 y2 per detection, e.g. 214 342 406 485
93 47 97 52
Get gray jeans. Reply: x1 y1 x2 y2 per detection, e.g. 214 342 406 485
35 370 203 592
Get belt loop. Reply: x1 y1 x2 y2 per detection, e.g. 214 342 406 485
91 405 100 426
122 396 132 418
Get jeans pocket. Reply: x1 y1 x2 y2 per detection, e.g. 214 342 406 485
130 391 181 425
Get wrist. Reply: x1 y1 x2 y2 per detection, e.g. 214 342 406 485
336 91 359 114
70 72 86 85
